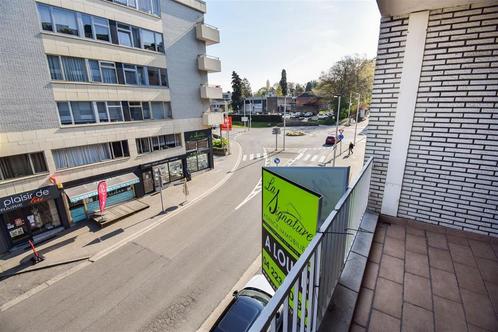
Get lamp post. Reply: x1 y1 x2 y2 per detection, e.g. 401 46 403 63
333 95 341 167
354 93 361 145
283 95 287 151
243 98 247 131
347 91 352 126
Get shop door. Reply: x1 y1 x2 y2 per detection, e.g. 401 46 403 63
143 170 154 194
3 209 32 245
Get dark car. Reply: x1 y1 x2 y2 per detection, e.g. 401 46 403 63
325 136 336 145
210 275 277 332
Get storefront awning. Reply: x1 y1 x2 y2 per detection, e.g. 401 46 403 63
65 173 140 203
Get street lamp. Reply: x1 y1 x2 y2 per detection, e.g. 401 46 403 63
354 93 361 145
283 95 287 151
332 95 341 167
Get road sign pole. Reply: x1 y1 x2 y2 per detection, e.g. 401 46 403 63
158 168 165 213
275 132 278 151
283 96 286 151
333 96 341 167
354 94 361 145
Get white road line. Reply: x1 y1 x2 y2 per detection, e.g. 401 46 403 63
296 153 303 160
242 155 247 161
319 156 326 163
256 153 261 159
303 154 311 161
235 179 261 210
263 152 267 159
311 155 318 162
249 153 254 160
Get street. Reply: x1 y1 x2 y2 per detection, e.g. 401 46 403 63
0 121 368 332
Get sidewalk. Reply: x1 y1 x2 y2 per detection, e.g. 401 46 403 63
0 141 242 308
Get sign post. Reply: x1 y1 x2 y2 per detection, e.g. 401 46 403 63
274 157 280 167
338 130 345 155
221 115 232 154
272 127 281 151
97 181 107 213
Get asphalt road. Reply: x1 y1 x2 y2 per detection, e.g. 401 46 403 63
0 121 367 332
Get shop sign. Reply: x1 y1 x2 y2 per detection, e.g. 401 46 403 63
0 186 59 214
98 181 108 213
141 155 185 169
184 129 210 142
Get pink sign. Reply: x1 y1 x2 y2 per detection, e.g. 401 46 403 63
97 181 108 213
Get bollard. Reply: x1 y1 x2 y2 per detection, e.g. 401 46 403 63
28 239 45 264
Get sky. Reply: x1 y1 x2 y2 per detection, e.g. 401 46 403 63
205 0 381 92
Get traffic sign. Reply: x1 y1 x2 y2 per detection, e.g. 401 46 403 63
274 157 280 165
338 133 344 141
241 116 248 122
272 127 281 135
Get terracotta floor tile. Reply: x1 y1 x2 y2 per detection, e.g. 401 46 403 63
467 324 490 332
433 296 467 332
427 232 449 250
430 267 460 302
484 280 498 314
369 243 383 264
460 288 498 331
476 258 498 284
446 234 469 247
449 242 477 267
404 273 432 310
406 226 425 237
351 323 366 332
373 278 403 318
406 234 428 255
354 288 374 327
454 263 487 295
374 225 386 244
387 223 406 240
368 309 400 332
363 262 379 290
402 303 434 332
428 247 454 273
469 240 497 261
405 250 430 278
379 254 404 284
384 236 405 259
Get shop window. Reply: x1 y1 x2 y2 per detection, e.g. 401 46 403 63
135 133 181 155
168 160 183 181
0 152 48 181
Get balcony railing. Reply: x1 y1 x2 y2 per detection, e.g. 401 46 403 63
196 23 220 45
200 84 223 99
198 54 221 72
250 157 374 332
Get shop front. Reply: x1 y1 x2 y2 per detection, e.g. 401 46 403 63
184 129 213 174
0 186 68 252
64 173 140 223
140 155 186 194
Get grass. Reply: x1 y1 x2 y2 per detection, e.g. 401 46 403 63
232 121 276 128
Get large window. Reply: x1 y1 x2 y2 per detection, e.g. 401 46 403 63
52 141 129 170
123 65 146 85
106 0 160 16
37 4 164 53
61 57 88 82
47 55 63 80
128 102 150 121
0 153 48 181
136 134 181 154
151 102 171 119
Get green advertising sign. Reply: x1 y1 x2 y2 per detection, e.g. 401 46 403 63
261 168 321 291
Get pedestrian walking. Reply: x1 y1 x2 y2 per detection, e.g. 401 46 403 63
348 142 354 156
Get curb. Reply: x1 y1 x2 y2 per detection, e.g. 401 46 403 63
0 256 90 279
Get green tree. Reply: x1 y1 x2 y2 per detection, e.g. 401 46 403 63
231 71 243 111
256 87 269 96
241 78 252 98
295 83 304 95
315 55 374 118
305 80 317 92
279 69 288 96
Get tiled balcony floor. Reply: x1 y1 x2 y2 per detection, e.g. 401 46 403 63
352 219 498 332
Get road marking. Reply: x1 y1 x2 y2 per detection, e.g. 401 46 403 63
263 152 267 159
319 156 326 163
311 155 318 162
242 155 247 161
256 153 261 159
249 153 254 160
303 154 311 161
296 153 303 160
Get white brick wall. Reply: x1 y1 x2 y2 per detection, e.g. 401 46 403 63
368 3 498 236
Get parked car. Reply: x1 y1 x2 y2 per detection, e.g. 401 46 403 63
325 136 336 145
311 116 319 121
304 112 314 117
210 274 279 332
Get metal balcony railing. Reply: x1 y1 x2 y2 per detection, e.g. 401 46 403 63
249 157 374 332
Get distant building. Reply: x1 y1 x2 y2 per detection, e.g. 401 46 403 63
243 96 267 114
210 91 231 112
266 96 295 114
295 92 328 114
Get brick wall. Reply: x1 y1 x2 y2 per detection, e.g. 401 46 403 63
365 15 409 211
367 3 498 236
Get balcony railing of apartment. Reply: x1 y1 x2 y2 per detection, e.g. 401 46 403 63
196 23 220 45
250 157 374 332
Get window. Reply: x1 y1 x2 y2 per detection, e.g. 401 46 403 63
148 67 160 86
142 30 156 51
89 60 102 82
151 102 166 119
57 102 73 125
101 62 117 83
160 68 168 87
138 0 152 13
82 14 94 39
61 57 88 82
47 55 63 80
136 134 181 154
37 4 53 32
96 102 109 122
155 33 164 53
123 64 138 85
129 102 144 120
107 102 124 121
132 27 141 49
107 0 160 16
117 23 133 47
71 102 96 124
152 0 160 16
52 141 128 170
52 7 78 36
0 152 48 181
94 17 110 42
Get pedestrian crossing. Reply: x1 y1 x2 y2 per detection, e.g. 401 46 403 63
242 152 267 162
241 148 333 165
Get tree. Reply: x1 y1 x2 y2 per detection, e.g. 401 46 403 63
231 71 243 111
305 80 317 92
315 55 374 118
295 83 305 95
279 69 288 96
241 78 252 98
256 87 269 96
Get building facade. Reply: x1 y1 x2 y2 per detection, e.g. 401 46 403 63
366 0 498 236
0 0 222 252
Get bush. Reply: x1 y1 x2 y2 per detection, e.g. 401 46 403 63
213 137 228 148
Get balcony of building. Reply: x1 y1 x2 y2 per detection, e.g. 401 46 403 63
200 84 223 100
198 55 221 72
196 23 220 45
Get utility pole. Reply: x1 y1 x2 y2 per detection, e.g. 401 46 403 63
249 97 252 131
354 93 361 145
283 95 287 151
347 92 352 126
333 95 341 167
243 98 246 131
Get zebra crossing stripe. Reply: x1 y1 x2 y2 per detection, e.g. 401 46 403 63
311 155 318 162
249 153 254 160
303 154 311 161
319 156 326 163
256 153 261 159
242 155 247 161
296 153 303 160
263 152 268 159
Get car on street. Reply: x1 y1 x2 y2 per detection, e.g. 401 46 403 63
210 274 278 332
325 136 336 145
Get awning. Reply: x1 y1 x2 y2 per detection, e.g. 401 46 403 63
65 173 140 203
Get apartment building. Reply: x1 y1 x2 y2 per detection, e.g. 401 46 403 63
0 0 222 252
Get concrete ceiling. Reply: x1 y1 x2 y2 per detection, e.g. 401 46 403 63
376 0 490 16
